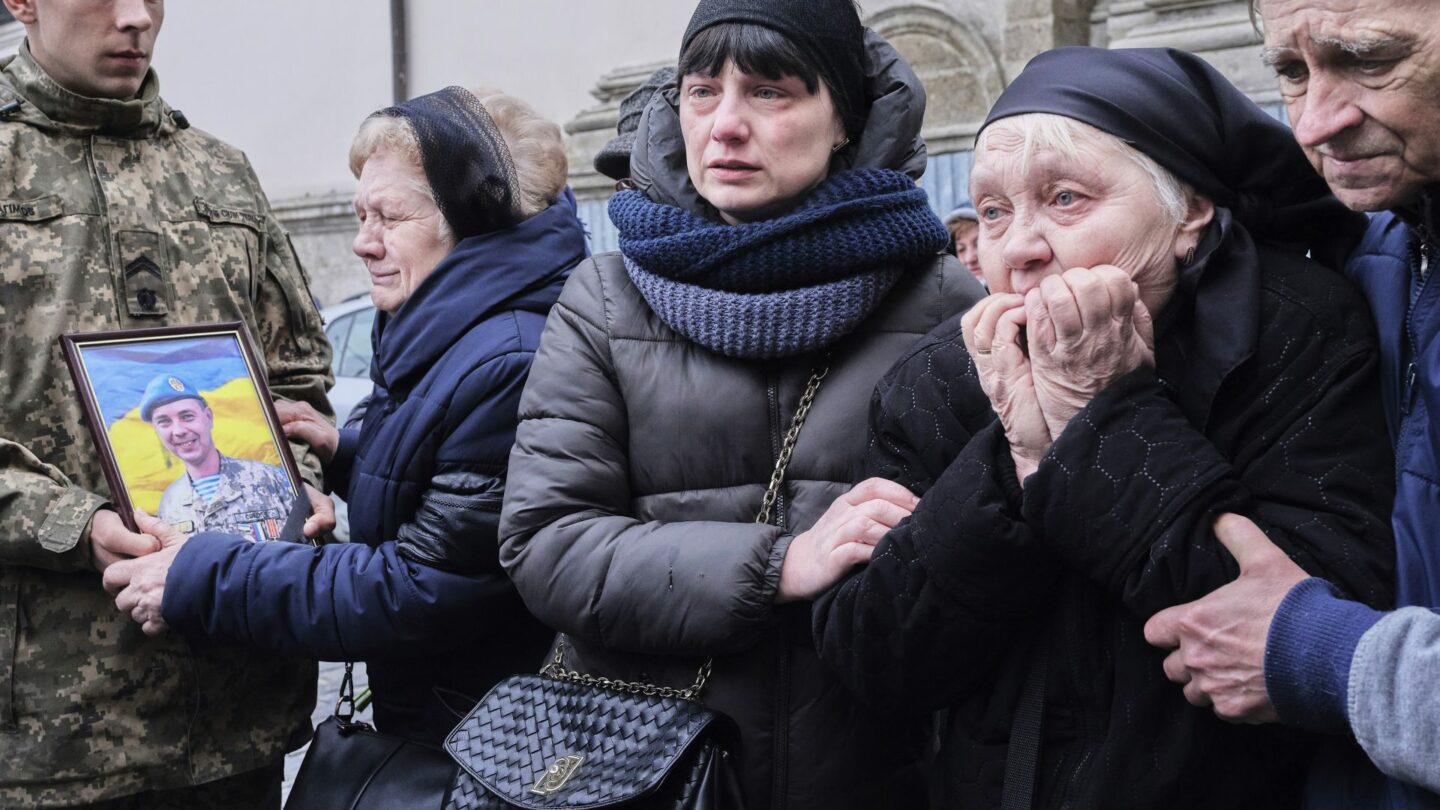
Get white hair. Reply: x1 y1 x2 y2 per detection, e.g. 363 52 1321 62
977 113 1193 225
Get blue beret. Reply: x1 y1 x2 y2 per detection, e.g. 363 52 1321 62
139 374 207 422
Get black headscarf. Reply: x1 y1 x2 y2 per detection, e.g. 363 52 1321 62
372 86 523 239
982 47 1365 266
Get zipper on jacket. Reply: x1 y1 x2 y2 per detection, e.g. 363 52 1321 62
1397 237 1435 462
85 137 123 325
765 370 787 531
764 366 790 809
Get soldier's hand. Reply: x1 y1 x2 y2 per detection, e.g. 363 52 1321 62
275 399 339 464
103 512 187 636
88 509 161 573
303 484 336 539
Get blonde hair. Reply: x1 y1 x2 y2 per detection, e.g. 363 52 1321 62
348 88 569 233
977 113 1192 224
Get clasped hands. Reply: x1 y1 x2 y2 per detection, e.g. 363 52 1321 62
94 490 335 638
960 266 1156 481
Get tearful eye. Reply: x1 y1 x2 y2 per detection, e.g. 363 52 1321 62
1275 61 1308 82
982 207 1002 221
1055 191 1077 206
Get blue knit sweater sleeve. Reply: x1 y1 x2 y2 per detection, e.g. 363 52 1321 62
161 531 513 660
1264 577 1385 733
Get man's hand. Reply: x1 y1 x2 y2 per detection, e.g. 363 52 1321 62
1144 513 1308 723
89 509 162 573
777 478 918 603
303 483 336 540
961 293 1054 480
1025 266 1155 442
103 510 188 636
275 399 339 464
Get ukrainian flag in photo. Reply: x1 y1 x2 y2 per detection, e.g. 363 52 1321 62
80 334 282 514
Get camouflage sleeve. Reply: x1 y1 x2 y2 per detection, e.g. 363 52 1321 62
0 438 106 572
245 159 335 490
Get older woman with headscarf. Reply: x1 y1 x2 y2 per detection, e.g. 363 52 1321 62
813 48 1397 808
498 0 981 807
141 87 583 744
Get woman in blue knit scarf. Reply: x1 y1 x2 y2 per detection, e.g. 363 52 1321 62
498 1 981 807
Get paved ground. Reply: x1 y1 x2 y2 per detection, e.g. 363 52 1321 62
280 660 371 805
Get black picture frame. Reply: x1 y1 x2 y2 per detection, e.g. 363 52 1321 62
60 322 310 543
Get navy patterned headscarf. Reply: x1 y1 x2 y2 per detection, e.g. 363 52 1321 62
982 47 1365 265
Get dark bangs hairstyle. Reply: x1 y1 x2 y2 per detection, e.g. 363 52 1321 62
678 23 862 137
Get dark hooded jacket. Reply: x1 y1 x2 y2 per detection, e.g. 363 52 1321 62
500 33 981 810
163 193 586 744
813 48 1397 809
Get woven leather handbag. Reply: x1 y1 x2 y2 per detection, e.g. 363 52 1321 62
442 647 742 810
441 362 830 810
285 663 458 810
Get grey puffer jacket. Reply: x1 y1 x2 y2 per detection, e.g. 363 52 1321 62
499 33 982 810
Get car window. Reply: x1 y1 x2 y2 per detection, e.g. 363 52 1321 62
324 314 352 378
337 306 376 378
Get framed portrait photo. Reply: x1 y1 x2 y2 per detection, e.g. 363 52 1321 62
61 322 310 543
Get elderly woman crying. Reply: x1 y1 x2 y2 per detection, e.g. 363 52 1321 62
155 86 582 745
814 48 1397 808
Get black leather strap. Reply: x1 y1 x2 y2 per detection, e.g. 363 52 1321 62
1000 633 1049 810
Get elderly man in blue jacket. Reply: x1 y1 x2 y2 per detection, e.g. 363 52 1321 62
1145 0 1440 802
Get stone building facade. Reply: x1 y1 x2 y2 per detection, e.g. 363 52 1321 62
0 1 1270 305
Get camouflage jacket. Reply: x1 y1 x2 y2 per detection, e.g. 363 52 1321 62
157 456 295 539
0 44 333 806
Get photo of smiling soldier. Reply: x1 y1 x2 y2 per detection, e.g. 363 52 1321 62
140 373 294 540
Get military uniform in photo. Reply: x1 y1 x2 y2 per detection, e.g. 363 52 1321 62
158 456 294 542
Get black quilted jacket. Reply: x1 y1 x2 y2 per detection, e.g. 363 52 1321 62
813 220 1397 809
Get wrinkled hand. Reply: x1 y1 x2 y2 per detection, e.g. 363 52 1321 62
962 293 1053 480
1025 267 1155 442
275 399 339 464
776 478 919 603
302 483 337 540
103 510 189 636
1143 514 1307 723
89 508 162 573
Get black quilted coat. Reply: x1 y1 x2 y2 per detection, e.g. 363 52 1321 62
500 34 983 810
500 251 977 810
813 216 1397 809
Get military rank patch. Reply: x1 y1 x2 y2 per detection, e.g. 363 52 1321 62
117 230 170 317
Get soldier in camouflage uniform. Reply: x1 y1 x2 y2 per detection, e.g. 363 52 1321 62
0 0 333 806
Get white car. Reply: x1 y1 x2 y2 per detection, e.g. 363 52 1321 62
321 295 377 428
319 295 377 541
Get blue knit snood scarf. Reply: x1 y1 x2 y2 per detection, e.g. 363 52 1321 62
609 168 949 359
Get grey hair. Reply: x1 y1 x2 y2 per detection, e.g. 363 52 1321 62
348 115 456 246
976 113 1191 225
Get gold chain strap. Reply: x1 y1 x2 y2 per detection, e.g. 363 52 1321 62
541 358 830 702
541 637 715 701
755 362 830 526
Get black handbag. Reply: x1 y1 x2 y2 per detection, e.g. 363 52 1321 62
442 647 743 810
285 663 458 810
441 361 830 810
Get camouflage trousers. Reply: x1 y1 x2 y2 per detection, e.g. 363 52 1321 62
61 762 282 810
